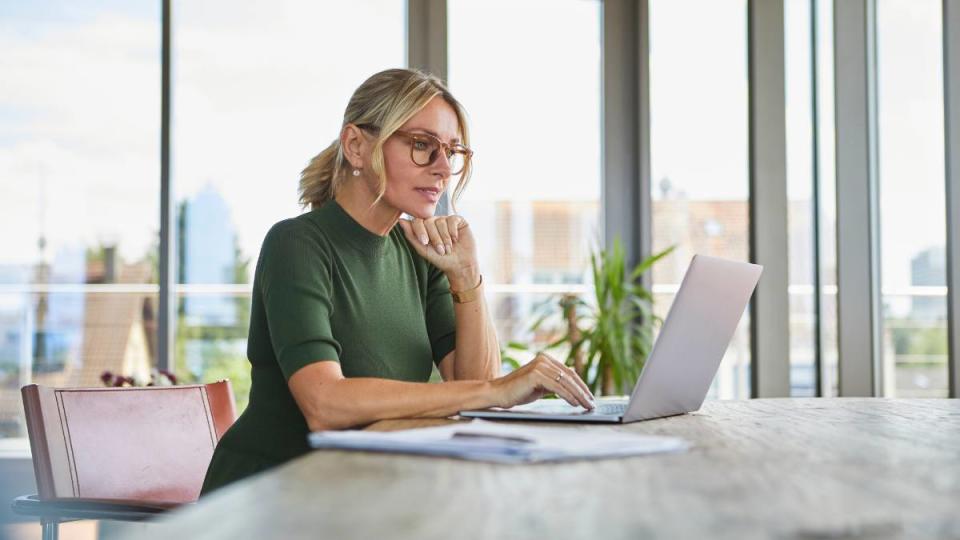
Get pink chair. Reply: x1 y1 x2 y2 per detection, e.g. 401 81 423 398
12 381 236 540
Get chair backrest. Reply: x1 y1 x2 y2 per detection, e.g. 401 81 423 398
21 380 237 507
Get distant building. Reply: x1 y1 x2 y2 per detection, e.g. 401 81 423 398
910 246 946 320
464 200 596 340
0 251 154 438
651 198 750 284
178 184 239 327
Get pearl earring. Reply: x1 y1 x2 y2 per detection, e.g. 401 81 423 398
352 169 361 176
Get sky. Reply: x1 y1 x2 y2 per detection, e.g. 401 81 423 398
0 0 950 292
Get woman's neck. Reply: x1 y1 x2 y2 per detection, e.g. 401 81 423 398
334 178 402 237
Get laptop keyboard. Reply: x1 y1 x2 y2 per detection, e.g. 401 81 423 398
484 399 629 416
595 403 628 415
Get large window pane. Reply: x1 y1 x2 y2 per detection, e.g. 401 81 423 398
448 0 602 359
0 2 159 438
649 0 751 399
876 0 948 397
172 1 405 411
814 0 839 397
786 0 817 396
785 0 840 398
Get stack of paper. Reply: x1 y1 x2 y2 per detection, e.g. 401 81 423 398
308 419 689 463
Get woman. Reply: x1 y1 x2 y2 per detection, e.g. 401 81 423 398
200 68 595 494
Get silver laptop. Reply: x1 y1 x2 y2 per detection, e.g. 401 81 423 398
460 254 763 423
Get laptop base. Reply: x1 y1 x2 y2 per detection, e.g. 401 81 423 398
459 398 627 423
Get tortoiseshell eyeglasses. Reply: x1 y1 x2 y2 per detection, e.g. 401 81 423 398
358 124 473 175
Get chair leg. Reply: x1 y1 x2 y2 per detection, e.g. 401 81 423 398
41 517 59 540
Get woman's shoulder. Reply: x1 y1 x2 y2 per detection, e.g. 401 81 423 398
271 208 337 238
261 212 333 256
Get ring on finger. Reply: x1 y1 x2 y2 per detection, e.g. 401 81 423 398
555 371 565 382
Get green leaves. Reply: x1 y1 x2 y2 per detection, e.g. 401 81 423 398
534 239 675 395
499 341 528 372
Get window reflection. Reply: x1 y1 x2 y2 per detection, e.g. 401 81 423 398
448 0 602 355
0 1 160 437
876 0 948 397
172 0 405 412
649 0 751 399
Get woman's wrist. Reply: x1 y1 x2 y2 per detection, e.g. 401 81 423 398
450 380 502 412
477 378 504 409
447 266 481 291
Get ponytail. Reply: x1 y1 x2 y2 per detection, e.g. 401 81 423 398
298 139 344 210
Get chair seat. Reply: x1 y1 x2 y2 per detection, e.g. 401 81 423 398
12 494 184 522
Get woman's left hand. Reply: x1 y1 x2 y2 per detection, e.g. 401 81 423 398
398 215 479 285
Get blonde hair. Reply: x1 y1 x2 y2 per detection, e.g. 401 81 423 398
299 68 473 211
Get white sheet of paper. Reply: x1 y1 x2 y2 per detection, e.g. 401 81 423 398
309 419 689 463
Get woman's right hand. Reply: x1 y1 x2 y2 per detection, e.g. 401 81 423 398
490 352 596 410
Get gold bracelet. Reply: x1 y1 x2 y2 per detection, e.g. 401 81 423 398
450 274 483 304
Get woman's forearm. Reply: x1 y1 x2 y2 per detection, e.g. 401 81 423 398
449 269 500 380
302 377 498 431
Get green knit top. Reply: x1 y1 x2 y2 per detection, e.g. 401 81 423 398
200 200 457 494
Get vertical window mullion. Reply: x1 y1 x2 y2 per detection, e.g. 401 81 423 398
408 0 450 215
810 0 824 397
833 0 882 396
602 0 644 266
158 0 174 372
748 0 791 397
944 0 960 398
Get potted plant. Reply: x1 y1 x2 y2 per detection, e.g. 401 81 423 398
505 239 675 396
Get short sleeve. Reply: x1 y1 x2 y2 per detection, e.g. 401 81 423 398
425 263 457 366
259 221 341 380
